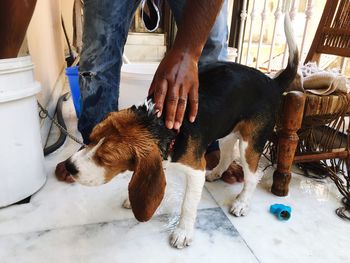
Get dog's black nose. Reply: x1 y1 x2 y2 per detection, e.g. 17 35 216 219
65 158 78 176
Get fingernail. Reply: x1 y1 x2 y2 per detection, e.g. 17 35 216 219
189 116 195 123
174 121 181 130
166 121 173 129
157 111 162 118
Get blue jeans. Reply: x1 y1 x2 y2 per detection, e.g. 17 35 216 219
78 0 228 143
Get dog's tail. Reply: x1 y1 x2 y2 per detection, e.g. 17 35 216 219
274 8 299 90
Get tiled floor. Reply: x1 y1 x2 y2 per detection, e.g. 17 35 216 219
1 91 349 263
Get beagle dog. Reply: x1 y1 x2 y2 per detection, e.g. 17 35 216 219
65 14 298 249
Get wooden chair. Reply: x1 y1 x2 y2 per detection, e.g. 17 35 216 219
305 0 350 63
271 0 350 196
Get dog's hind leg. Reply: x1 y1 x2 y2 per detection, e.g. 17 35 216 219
206 132 239 181
230 137 262 217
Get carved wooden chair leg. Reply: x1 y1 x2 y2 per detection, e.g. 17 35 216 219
271 91 306 196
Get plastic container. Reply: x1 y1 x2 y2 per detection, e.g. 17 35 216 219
119 63 158 109
227 47 238 62
0 56 46 207
65 66 81 118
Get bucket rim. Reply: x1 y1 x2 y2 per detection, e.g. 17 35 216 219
121 63 158 80
0 82 41 103
0 56 34 74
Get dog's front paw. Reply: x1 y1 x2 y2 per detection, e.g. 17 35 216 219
230 198 250 217
122 198 131 209
205 170 222 182
170 228 193 249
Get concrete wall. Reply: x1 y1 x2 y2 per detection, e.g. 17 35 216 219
26 0 74 145
61 0 75 56
27 0 65 105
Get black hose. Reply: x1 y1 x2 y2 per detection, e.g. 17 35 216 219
61 15 75 67
43 92 70 156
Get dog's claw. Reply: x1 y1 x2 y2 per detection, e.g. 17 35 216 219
170 228 193 249
122 198 131 209
230 198 250 217
205 170 222 182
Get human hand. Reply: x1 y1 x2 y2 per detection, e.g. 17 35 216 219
148 49 199 130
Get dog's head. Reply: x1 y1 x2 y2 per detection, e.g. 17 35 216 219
66 108 166 222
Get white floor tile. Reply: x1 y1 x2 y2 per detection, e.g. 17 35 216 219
205 164 350 263
0 208 258 263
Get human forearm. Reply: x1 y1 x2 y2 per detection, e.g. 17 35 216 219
172 0 224 60
150 0 224 129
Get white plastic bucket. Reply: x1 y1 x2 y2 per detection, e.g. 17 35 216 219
119 63 158 109
0 56 46 207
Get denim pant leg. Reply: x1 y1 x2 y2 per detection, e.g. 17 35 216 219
199 0 228 65
78 0 141 143
167 0 228 65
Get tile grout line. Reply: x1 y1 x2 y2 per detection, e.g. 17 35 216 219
0 206 227 239
203 184 262 263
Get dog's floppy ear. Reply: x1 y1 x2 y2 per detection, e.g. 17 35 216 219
90 112 122 141
128 143 166 222
90 114 114 141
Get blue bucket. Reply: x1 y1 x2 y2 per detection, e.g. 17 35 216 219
65 66 81 118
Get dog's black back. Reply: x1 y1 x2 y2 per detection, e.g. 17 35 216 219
171 61 283 161
134 14 299 163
